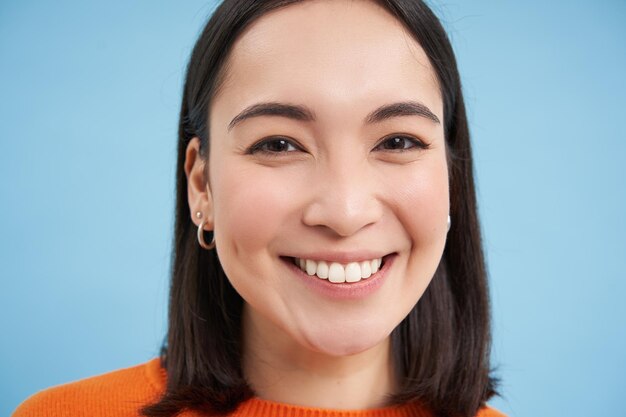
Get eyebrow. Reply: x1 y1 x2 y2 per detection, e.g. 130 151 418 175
366 101 440 125
227 100 440 131
228 102 315 131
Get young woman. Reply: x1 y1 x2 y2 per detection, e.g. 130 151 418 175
14 1 504 416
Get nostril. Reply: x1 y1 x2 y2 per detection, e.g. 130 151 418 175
301 194 384 239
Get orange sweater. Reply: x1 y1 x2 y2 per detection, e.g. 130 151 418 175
13 358 506 417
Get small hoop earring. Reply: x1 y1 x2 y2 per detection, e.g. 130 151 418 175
447 215 451 232
197 219 216 250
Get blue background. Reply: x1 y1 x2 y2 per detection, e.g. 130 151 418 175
2 1 625 415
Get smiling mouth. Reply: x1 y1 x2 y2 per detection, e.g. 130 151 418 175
285 255 390 284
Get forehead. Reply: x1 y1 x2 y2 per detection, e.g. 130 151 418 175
213 0 442 124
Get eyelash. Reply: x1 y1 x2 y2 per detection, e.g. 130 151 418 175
247 134 429 155
247 137 302 155
374 134 430 152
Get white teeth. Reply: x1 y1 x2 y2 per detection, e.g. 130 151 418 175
328 263 345 283
293 256 384 283
305 259 317 276
345 262 361 283
360 261 372 279
317 261 329 279
371 259 379 274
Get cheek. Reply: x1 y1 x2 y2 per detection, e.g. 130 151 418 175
382 155 449 316
383 155 450 244
406 159 449 295
210 161 299 254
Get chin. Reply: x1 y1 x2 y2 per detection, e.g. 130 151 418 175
301 321 393 357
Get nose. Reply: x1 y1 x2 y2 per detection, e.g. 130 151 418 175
301 157 383 237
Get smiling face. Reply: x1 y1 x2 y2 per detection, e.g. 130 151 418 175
188 0 449 357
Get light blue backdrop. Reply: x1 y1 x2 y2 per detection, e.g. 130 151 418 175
2 1 624 416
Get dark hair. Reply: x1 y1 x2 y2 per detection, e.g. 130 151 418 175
141 1 499 416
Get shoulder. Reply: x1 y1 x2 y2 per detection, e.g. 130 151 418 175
476 404 508 417
12 358 165 417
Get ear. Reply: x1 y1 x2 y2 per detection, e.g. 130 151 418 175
184 137 213 229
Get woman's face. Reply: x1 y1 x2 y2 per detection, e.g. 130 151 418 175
191 0 449 356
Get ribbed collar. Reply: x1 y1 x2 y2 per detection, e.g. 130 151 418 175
231 397 433 417
145 357 433 417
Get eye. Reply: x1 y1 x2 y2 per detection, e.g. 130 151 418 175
247 137 301 155
374 135 429 152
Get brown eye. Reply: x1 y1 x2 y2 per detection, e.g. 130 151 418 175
375 135 426 151
248 137 299 154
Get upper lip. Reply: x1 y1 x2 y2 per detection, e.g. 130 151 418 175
284 251 393 264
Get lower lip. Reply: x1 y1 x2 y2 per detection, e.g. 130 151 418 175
282 254 396 300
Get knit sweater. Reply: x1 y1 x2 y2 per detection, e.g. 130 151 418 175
12 358 506 417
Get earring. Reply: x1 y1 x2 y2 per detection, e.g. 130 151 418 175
447 215 451 232
196 213 216 250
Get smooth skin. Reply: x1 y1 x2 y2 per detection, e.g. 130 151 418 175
185 0 449 410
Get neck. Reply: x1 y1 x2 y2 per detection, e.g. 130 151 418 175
241 305 397 410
